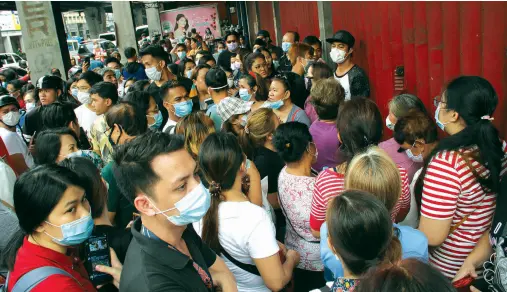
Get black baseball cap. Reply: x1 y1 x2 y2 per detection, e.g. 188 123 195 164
257 30 271 39
326 30 355 48
0 95 20 109
37 75 63 90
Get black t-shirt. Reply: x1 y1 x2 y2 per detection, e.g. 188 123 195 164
23 106 42 136
286 72 308 109
120 219 217 292
253 146 285 194
278 54 293 73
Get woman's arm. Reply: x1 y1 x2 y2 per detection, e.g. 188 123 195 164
254 250 300 291
453 230 493 282
8 153 29 175
246 161 262 207
418 216 453 246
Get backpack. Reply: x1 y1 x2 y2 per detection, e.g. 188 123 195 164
0 266 76 292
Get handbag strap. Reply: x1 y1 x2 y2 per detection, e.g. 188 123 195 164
220 249 261 276
449 215 470 235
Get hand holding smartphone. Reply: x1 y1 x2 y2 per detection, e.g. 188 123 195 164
453 275 474 292
84 232 113 286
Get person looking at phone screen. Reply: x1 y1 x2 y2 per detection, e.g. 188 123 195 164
2 164 122 291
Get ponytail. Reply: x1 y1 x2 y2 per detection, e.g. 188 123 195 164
2 229 26 270
383 227 402 265
201 181 224 254
238 128 254 159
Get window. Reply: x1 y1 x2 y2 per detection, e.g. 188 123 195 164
13 55 21 62
4 55 14 64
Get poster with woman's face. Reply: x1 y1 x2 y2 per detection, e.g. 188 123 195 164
160 4 221 42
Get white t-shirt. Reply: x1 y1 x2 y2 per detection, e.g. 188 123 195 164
0 127 34 168
75 105 98 135
162 119 177 134
399 168 422 228
194 201 279 292
0 160 16 207
334 73 351 100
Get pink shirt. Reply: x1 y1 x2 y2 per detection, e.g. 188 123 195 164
379 137 423 182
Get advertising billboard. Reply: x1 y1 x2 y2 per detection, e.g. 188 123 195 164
159 4 221 41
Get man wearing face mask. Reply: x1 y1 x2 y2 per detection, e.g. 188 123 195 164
140 45 193 128
205 67 229 131
257 30 283 60
161 80 193 134
327 30 370 100
112 131 238 292
278 31 300 73
0 95 33 174
104 57 122 87
283 42 313 109
217 31 241 72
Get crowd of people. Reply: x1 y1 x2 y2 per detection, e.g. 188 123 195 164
0 25 506 292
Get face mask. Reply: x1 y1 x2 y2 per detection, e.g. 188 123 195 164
25 102 36 112
218 49 225 54
108 126 122 146
150 182 211 226
2 111 21 127
44 210 94 246
239 88 251 101
77 91 91 104
145 65 162 82
186 70 193 79
227 78 234 88
71 88 79 98
406 148 424 163
114 69 121 80
227 42 238 51
282 42 292 53
273 60 280 70
240 115 248 127
231 61 241 71
305 78 313 91
177 51 186 60
173 100 193 118
330 48 347 64
385 116 395 130
148 110 163 129
263 99 284 110
434 105 449 131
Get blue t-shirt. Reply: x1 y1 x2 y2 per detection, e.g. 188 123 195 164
320 222 428 281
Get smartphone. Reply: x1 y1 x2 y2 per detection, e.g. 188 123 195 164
84 56 91 65
84 232 113 286
453 276 473 292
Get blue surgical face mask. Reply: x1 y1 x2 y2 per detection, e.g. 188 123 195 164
44 209 94 246
434 105 449 131
114 69 121 80
386 116 395 131
149 182 211 226
406 148 424 163
263 99 284 110
148 110 163 129
177 51 186 60
282 42 292 53
186 70 193 79
218 49 225 54
173 100 193 118
239 88 251 101
71 88 79 98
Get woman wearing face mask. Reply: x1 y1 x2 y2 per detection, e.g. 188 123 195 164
6 79 26 109
380 94 428 182
22 89 37 113
74 71 103 134
392 110 438 228
34 128 103 169
416 76 507 280
63 77 80 109
103 102 148 229
196 132 300 292
179 58 196 80
273 122 326 292
263 73 311 127
326 30 370 100
123 91 163 131
3 164 121 291
238 74 268 111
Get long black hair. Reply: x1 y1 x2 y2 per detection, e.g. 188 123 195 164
198 133 244 253
415 76 503 204
34 127 79 165
2 165 85 270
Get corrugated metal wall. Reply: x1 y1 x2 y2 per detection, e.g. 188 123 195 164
256 1 507 138
257 2 275 45
279 1 319 42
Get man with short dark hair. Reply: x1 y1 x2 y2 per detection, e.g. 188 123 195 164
23 75 64 136
256 30 283 59
217 32 240 71
278 31 300 72
89 82 118 162
122 47 148 81
104 57 121 82
205 67 230 131
303 35 324 62
160 80 192 134
112 131 237 292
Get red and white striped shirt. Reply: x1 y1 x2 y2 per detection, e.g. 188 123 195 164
310 166 410 231
421 142 507 278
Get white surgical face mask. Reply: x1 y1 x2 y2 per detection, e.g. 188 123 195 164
330 48 347 64
145 64 162 82
385 116 395 130
406 147 424 163
227 78 234 88
77 91 91 105
1 111 21 127
25 102 36 112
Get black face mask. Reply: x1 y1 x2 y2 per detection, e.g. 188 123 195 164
108 126 122 147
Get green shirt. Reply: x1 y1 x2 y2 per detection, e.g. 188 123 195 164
102 161 137 229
